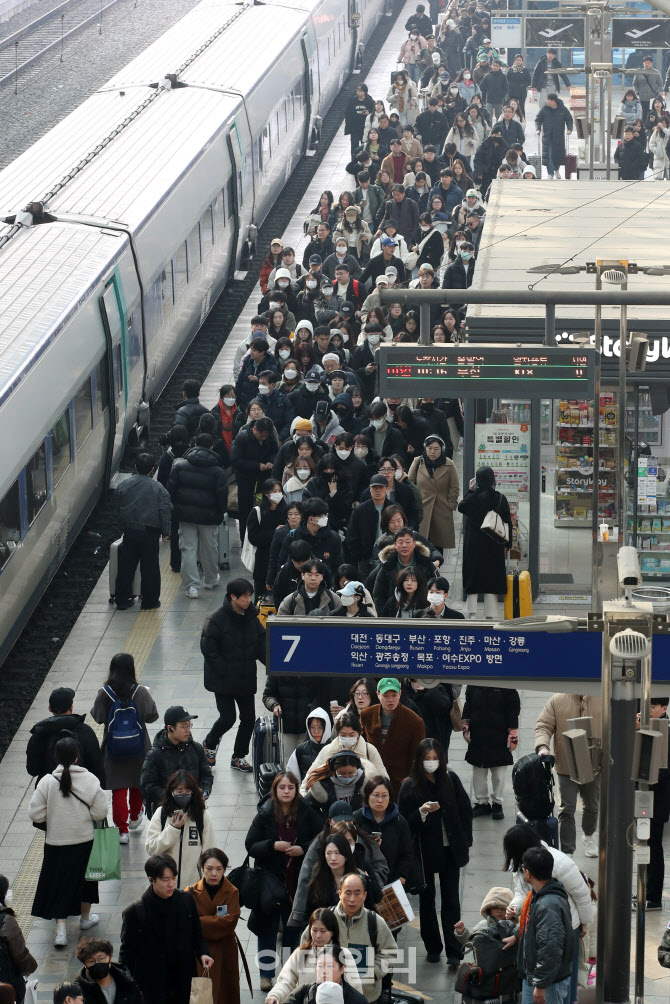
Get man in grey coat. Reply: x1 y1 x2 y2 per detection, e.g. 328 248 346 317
114 452 171 610
633 54 664 119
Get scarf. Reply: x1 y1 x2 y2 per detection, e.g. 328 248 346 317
395 81 407 114
423 451 446 477
519 888 533 946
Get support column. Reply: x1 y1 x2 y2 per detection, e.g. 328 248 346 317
529 399 541 599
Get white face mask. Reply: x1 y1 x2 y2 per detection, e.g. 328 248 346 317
279 349 291 360
307 279 318 289
428 591 444 605
394 469 403 481
315 515 329 527
423 760 440 774
340 595 356 607
297 468 311 481
420 224 431 232
354 447 368 459
268 301 280 310
368 334 380 346
336 247 347 256
306 381 320 392
269 492 283 503
223 397 235 407
464 73 471 81
322 287 334 297
336 449 351 460
284 368 298 381
3 889 12 906
258 384 271 396
278 280 289 288
371 418 385 430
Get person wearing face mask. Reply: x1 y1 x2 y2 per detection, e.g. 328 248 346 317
288 368 330 421
140 707 213 818
332 580 375 619
258 278 299 328
286 710 334 785
267 247 304 287
0 874 36 1003
75 937 143 1004
361 402 406 460
305 712 385 788
303 456 353 530
245 477 289 598
351 322 381 402
399 738 472 966
473 124 505 195
409 216 444 272
314 279 345 328
145 771 216 889
322 240 362 282
303 752 369 815
441 241 475 314
329 432 370 498
273 539 313 606
273 422 323 481
277 499 344 577
278 357 303 397
283 457 317 503
454 66 481 103
330 390 360 436
255 371 294 442
232 317 274 380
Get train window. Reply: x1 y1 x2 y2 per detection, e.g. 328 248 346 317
238 170 243 207
262 124 271 163
27 443 47 524
114 343 124 398
202 207 214 257
0 481 20 570
275 111 280 141
214 191 225 238
188 222 201 274
295 79 302 108
161 262 174 318
51 410 71 486
75 377 93 451
95 359 108 418
175 241 188 297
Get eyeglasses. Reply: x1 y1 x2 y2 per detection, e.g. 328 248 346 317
379 467 394 473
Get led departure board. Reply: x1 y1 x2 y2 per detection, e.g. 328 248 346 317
378 345 597 398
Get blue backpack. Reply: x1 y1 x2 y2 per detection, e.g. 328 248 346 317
104 685 144 759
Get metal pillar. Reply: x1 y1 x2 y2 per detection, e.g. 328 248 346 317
419 303 431 346
529 399 541 600
463 398 476 492
635 641 651 1004
617 298 628 543
544 302 556 346
592 282 603 611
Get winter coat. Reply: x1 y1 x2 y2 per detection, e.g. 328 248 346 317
531 55 571 93
480 69 508 106
415 108 450 150
386 80 420 114
373 529 440 566
286 708 333 782
493 117 525 148
398 36 427 64
28 765 108 845
0 909 37 1001
648 126 670 176
398 769 473 871
288 979 368 1004
372 541 436 610
332 903 397 1003
445 126 479 160
277 581 343 617
428 181 464 214
441 257 473 296
506 65 531 101
534 694 602 777
303 771 368 814
510 840 594 931
457 79 481 103
360 703 426 801
303 475 352 531
289 384 331 420
518 879 573 988
272 945 362 1004
408 455 459 549
614 137 648 180
347 498 391 563
345 92 375 139
473 135 505 181
145 806 216 888
262 675 350 737
412 403 453 453
90 685 158 791
230 426 279 498
312 411 345 445
401 682 454 754
140 730 213 814
201 598 266 697
333 219 373 259
302 735 386 789
632 69 663 103
353 184 387 229
272 439 325 483
359 253 408 288
353 804 416 883
321 252 362 281
257 389 294 442
167 447 228 526
27 713 105 785
277 518 345 576
247 501 290 587
618 98 643 126
235 352 280 409
535 100 573 167
174 397 208 437
329 449 370 500
380 196 420 241
75 962 143 1004
119 887 208 1004
458 486 512 595
184 878 241 1004
462 686 520 768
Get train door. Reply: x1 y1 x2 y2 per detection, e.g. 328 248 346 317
99 272 128 484
300 33 315 153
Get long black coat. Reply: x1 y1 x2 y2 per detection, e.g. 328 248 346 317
120 888 208 1004
458 486 512 595
201 598 266 697
398 771 473 872
262 676 349 735
462 685 520 768
354 804 417 884
401 683 454 754
614 137 648 180
347 498 391 563
27 713 104 785
535 99 573 166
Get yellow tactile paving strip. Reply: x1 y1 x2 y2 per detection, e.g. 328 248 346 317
12 551 178 937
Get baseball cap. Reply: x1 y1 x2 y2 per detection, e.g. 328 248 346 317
320 276 334 288
314 399 330 420
309 254 322 265
376 275 390 285
385 266 398 276
338 580 365 597
381 236 397 247
466 188 479 199
377 677 401 694
328 800 355 822
270 238 283 248
49 687 75 713
305 367 323 382
419 262 434 273
340 301 354 318
164 705 198 726
370 473 388 487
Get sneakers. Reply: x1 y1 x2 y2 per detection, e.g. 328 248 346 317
473 803 492 817
80 913 99 930
492 804 505 820
231 756 253 773
54 921 67 947
205 574 221 590
187 586 199 599
119 832 129 845
204 746 217 767
583 832 598 857
426 952 441 963
129 809 144 830
632 895 662 911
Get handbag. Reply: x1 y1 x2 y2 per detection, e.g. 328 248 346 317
227 854 263 910
85 820 121 881
227 480 239 515
240 506 260 572
450 698 462 732
480 494 509 545
189 970 213 1004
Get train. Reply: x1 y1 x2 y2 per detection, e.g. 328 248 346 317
0 0 389 664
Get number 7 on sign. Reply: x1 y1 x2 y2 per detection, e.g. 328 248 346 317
282 635 301 662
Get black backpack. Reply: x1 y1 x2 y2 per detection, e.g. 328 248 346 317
512 752 555 820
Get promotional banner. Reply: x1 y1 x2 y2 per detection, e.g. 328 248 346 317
475 423 530 496
612 18 670 49
525 17 585 47
491 16 522 49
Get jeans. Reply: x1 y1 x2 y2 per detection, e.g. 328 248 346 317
406 63 421 84
486 102 503 122
418 848 462 959
556 772 600 854
112 787 143 834
178 522 219 591
205 693 256 758
115 526 161 606
522 976 571 1004
473 765 507 805
569 928 580 1004
257 903 298 977
546 145 556 177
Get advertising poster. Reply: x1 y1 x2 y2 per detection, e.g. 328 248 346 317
491 16 522 49
525 17 585 47
612 18 670 49
475 423 530 496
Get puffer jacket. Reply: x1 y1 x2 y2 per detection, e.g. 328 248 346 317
304 734 385 784
140 729 213 813
167 446 228 525
277 581 343 617
354 803 417 884
201 597 266 696
372 540 436 609
518 878 573 988
27 713 105 785
534 694 602 776
509 839 594 930
0 908 36 1001
75 962 143 1004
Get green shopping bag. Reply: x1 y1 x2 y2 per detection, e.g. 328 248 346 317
85 821 121 881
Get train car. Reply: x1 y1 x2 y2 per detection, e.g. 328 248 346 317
0 0 388 664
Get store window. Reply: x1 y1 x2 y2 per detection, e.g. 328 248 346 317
51 410 71 486
0 481 20 570
75 377 93 451
27 443 47 523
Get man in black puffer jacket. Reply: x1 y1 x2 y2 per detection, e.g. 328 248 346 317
201 578 267 773
167 433 228 599
140 706 213 815
27 686 105 785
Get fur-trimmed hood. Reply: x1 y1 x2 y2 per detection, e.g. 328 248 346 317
379 540 430 564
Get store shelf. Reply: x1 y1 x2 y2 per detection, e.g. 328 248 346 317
554 395 619 528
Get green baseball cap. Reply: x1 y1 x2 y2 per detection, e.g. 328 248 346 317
377 677 401 694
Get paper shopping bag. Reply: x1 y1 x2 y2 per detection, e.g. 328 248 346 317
190 972 213 1004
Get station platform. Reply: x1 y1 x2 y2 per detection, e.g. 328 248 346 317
0 3 668 1002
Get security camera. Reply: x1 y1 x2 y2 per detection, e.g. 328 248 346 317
632 729 663 785
563 729 595 785
617 546 642 590
627 334 649 374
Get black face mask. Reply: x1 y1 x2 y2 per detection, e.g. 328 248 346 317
87 963 111 980
421 403 435 413
172 792 193 809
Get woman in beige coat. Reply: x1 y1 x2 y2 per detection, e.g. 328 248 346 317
409 435 459 551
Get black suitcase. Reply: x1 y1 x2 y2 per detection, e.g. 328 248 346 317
252 715 283 792
258 762 283 801
516 811 559 848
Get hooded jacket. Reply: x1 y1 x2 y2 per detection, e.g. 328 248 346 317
167 446 228 526
201 597 266 697
75 962 143 1004
372 540 436 609
312 410 345 445
301 734 385 792
277 518 345 575
28 765 109 845
354 803 417 884
140 729 213 814
287 708 333 781
27 713 105 785
518 879 573 988
272 945 362 1004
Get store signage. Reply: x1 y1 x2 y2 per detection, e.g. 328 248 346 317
525 17 585 47
475 423 530 496
378 345 597 398
491 16 522 49
612 18 670 49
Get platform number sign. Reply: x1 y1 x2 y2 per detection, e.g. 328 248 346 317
282 635 301 662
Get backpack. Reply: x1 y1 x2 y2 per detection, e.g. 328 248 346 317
512 752 555 820
103 685 145 759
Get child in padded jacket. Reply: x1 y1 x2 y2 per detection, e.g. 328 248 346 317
659 924 670 968
454 886 518 949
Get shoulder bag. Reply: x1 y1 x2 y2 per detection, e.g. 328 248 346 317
480 494 509 545
240 507 260 572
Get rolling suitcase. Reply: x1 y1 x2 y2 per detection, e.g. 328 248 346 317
252 714 284 793
504 569 532 619
109 537 142 603
258 762 283 801
564 135 577 179
516 811 559 848
526 134 542 177
217 516 230 570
